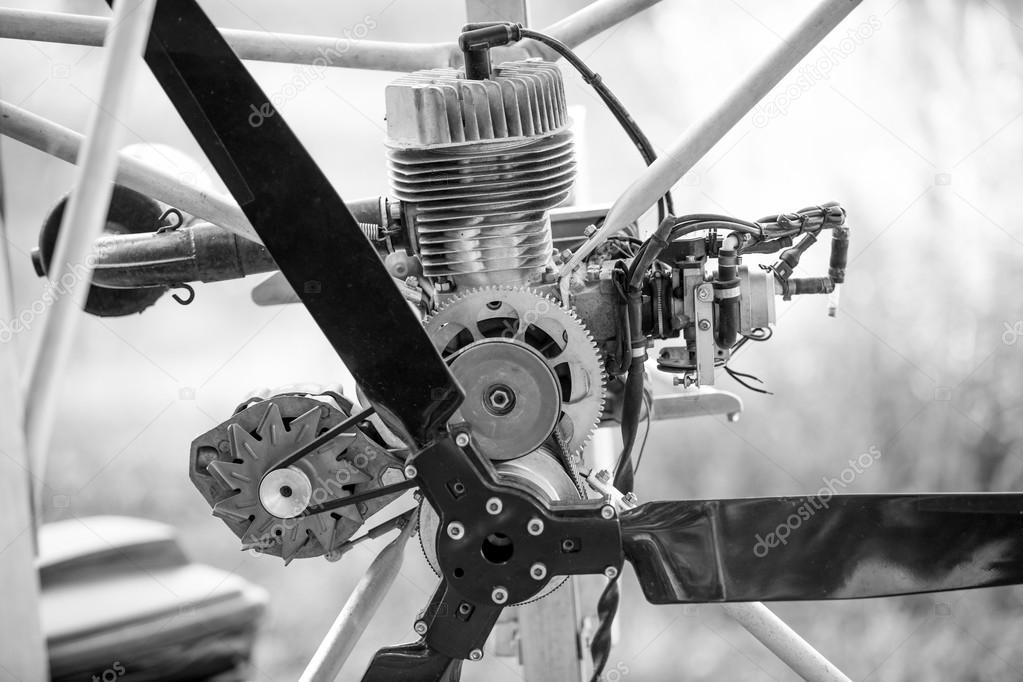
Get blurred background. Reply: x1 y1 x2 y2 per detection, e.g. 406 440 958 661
2 0 1023 679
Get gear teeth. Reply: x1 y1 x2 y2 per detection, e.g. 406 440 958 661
256 401 285 446
425 284 606 461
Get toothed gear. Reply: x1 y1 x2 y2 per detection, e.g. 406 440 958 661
425 286 605 459
189 394 404 563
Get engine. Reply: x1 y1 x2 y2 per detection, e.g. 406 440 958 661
32 33 850 566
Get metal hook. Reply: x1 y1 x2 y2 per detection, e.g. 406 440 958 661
155 207 184 234
170 283 195 305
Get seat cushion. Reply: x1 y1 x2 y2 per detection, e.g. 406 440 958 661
37 516 268 682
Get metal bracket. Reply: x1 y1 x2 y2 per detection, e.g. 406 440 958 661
694 283 715 385
651 387 743 423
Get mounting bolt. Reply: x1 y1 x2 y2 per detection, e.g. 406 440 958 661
455 432 471 448
600 504 616 520
491 586 509 604
446 521 465 540
485 497 503 515
603 565 619 580
530 562 548 580
381 466 405 486
594 469 610 483
527 517 545 536
413 620 428 635
697 286 712 302
404 464 418 479
469 649 484 661
698 319 711 331
673 373 698 388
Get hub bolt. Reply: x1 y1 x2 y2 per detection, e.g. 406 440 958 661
491 586 509 604
600 504 617 520
413 620 428 635
469 649 484 661
527 517 545 536
604 565 619 580
530 562 548 580
455 432 471 448
485 497 503 515
446 521 465 540
404 464 418 479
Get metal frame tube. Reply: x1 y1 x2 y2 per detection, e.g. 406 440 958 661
0 0 662 71
0 8 459 72
0 99 260 242
0 110 48 680
299 511 418 682
721 602 852 682
543 0 663 52
22 0 157 508
560 0 863 282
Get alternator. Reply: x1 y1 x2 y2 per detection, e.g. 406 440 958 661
385 60 574 286
189 393 405 563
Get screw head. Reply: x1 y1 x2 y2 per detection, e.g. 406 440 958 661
530 562 548 580
446 521 465 540
527 517 545 536
491 586 509 604
604 565 619 580
404 464 418 479
485 497 503 515
600 504 616 520
413 620 428 635
697 286 712 301
469 649 484 661
455 432 471 448
698 319 711 331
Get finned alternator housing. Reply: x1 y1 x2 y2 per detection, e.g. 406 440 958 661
384 60 574 287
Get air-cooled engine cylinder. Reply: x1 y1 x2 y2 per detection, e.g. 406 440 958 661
385 60 575 286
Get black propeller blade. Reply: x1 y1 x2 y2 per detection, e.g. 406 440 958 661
622 493 1023 603
126 0 462 447
125 2 475 678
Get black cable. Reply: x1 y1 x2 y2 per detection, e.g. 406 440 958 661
519 28 674 223
589 575 620 682
633 391 653 475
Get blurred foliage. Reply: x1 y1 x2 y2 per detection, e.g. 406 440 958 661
2 0 1023 680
